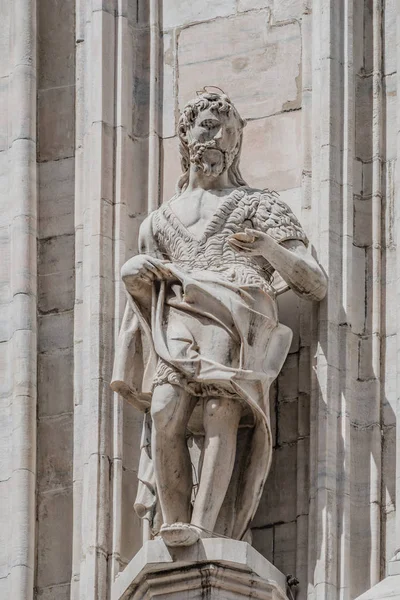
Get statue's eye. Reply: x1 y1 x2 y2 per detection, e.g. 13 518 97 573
200 119 220 130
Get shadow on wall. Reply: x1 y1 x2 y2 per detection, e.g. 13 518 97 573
251 289 312 596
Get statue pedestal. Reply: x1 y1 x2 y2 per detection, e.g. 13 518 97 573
355 557 400 600
112 538 289 600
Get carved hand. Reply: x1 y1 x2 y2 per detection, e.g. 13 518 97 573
121 254 172 285
228 228 327 301
227 228 273 256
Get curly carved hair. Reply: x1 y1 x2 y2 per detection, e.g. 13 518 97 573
176 91 248 194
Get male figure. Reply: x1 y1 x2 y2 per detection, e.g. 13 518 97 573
112 90 326 547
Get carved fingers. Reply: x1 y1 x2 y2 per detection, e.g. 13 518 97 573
122 255 173 284
227 228 269 256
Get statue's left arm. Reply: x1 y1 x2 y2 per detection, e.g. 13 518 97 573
231 232 326 301
228 194 327 301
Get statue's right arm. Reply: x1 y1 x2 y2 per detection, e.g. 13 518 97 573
121 213 170 304
111 214 160 410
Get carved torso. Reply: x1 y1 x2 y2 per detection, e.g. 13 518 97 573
152 187 308 294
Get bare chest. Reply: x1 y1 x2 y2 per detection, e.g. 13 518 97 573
170 192 232 240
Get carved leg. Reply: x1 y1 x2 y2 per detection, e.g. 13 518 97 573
151 383 197 526
191 396 242 534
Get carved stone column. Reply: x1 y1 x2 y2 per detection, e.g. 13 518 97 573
111 539 289 600
9 2 38 599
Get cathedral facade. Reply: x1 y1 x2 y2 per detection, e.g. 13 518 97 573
0 1 399 599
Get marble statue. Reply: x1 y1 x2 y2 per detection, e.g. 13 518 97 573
111 89 327 548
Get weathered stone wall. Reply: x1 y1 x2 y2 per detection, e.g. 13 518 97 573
1 2 38 598
0 1 399 600
0 2 75 598
0 2 13 597
36 1 76 598
380 0 398 580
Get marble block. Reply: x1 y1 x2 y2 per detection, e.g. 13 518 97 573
112 538 289 600
355 559 400 600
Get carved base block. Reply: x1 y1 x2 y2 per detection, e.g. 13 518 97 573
112 538 289 600
355 558 400 600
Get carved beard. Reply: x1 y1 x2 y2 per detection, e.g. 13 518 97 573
188 140 234 177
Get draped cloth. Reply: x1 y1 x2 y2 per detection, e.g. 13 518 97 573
111 190 306 540
112 265 293 540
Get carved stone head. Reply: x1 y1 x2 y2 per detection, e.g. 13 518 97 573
177 91 247 193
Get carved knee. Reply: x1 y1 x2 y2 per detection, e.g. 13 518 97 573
204 397 241 422
204 399 222 419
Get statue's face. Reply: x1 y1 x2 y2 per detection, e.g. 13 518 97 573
186 107 240 177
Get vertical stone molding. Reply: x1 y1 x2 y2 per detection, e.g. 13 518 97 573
353 2 400 597
9 2 37 599
72 1 117 598
147 0 161 212
395 0 400 577
308 2 354 598
72 3 154 597
71 2 85 598
307 0 386 597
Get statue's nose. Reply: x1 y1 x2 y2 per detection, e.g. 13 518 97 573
199 130 216 143
197 123 222 143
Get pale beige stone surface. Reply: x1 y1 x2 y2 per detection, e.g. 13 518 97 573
161 135 180 200
383 0 397 75
35 4 76 598
127 0 149 28
162 0 236 30
131 25 150 139
0 479 11 576
38 0 75 89
271 0 306 22
37 414 73 493
38 234 74 313
38 311 73 354
0 2 10 78
161 31 177 138
37 349 74 418
38 158 75 238
178 14 301 120
36 488 73 589
35 583 71 600
238 0 271 12
241 112 302 191
0 152 9 225
38 86 75 161
355 571 400 600
0 78 8 152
